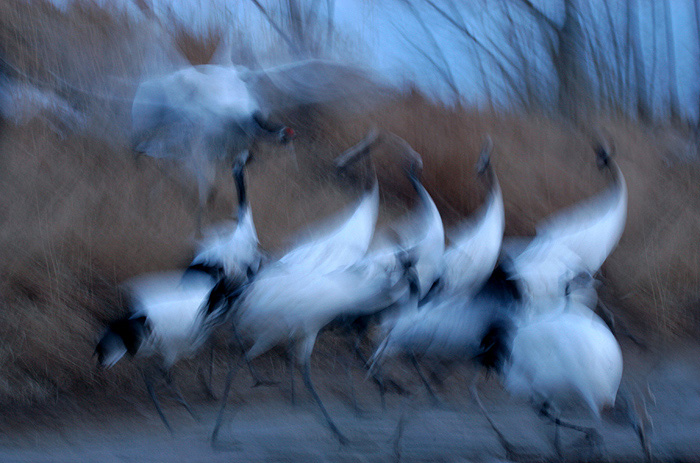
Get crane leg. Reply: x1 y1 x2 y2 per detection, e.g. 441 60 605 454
351 334 386 410
616 384 654 463
391 410 407 463
142 369 173 434
470 377 520 460
208 342 215 391
341 352 360 415
288 348 296 406
232 328 277 387
410 354 440 406
539 403 604 459
197 360 218 400
162 368 199 422
301 358 348 445
211 356 243 445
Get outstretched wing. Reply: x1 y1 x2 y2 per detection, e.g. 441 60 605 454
244 59 392 114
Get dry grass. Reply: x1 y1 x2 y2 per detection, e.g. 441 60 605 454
0 0 698 407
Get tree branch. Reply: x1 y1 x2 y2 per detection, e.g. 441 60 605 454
249 0 301 56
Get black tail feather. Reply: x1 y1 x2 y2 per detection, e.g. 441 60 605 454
474 319 513 373
95 314 150 366
203 276 247 323
185 262 224 281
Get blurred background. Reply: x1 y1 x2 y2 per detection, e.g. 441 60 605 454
0 0 698 459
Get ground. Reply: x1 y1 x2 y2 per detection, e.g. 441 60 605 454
0 340 698 463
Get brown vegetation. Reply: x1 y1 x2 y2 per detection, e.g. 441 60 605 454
0 0 698 408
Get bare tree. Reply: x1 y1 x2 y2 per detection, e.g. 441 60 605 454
248 0 336 58
662 0 681 124
629 0 651 122
391 0 690 124
695 0 700 128
397 0 461 100
418 0 532 108
516 0 592 119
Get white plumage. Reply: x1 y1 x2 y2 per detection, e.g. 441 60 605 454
277 179 379 274
372 139 503 372
187 152 262 280
535 154 627 275
131 58 385 225
506 145 627 306
211 234 412 443
210 132 393 444
504 308 623 418
403 169 446 299
378 133 445 300
474 144 632 458
441 137 505 295
96 153 261 432
95 270 226 433
121 271 218 368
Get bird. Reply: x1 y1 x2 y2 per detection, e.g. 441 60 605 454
471 272 627 460
368 140 506 400
210 239 417 444
210 132 429 444
276 129 381 275
94 270 235 432
183 149 268 391
439 135 505 296
353 132 445 301
95 150 261 429
369 262 518 401
207 131 381 444
328 131 446 404
131 56 386 233
504 139 628 307
185 150 263 283
465 145 646 460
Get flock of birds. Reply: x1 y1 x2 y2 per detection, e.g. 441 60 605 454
85 54 653 461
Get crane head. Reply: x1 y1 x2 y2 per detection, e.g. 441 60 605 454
476 135 493 175
592 129 615 170
279 126 296 144
94 315 149 369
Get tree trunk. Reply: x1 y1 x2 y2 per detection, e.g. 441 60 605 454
555 0 589 119
663 0 681 124
630 0 652 122
695 0 700 129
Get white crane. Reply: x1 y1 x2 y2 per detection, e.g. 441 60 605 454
385 133 446 300
368 139 505 400
131 58 386 233
439 135 505 295
210 241 416 444
505 139 628 307
210 132 436 444
469 146 645 460
95 151 261 429
95 271 233 432
276 130 381 274
207 131 382 443
376 257 641 460
468 273 630 460
327 131 446 404
185 150 263 282
183 149 270 390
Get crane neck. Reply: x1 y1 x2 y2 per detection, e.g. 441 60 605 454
233 163 248 220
